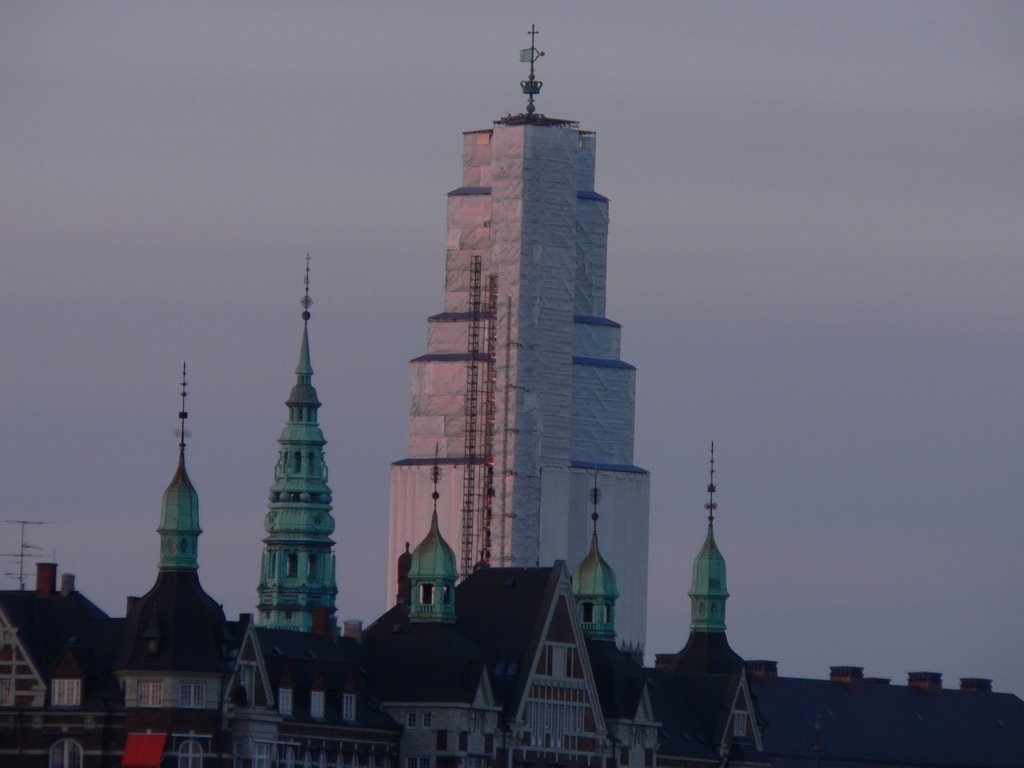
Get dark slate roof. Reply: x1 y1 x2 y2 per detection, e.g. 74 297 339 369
662 631 745 677
585 639 646 721
643 667 721 762
256 628 399 732
0 587 109 679
364 566 561 718
117 570 228 673
752 674 1024 768
363 605 489 705
454 566 562 717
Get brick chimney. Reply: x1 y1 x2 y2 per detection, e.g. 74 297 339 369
908 671 943 693
60 573 75 597
830 666 864 686
747 660 779 682
960 677 992 693
36 563 57 596
343 620 363 644
654 653 674 671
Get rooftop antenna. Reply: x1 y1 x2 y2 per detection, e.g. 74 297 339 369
301 253 313 324
704 442 717 524
519 24 544 116
590 470 601 536
1 520 46 590
174 362 191 454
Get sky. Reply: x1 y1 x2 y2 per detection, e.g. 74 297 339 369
2 3 1023 694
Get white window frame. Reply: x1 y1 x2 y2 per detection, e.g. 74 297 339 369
406 711 418 728
342 692 356 721
310 689 325 719
421 712 432 728
179 739 204 768
49 738 83 768
252 742 273 768
180 681 206 709
52 678 81 707
138 680 163 707
278 686 293 716
733 712 748 738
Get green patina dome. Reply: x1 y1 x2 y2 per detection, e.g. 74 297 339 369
157 452 201 571
408 511 458 581
688 522 729 632
573 532 619 601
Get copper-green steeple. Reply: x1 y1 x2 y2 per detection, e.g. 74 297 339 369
257 258 338 633
408 460 458 623
572 476 619 639
689 443 729 633
157 364 201 571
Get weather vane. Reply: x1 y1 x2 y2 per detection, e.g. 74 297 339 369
301 253 313 324
175 362 191 453
519 24 545 116
705 442 717 524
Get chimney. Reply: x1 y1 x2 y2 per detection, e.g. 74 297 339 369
830 666 864 686
36 563 57 596
311 608 338 640
960 677 992 693
343 620 364 644
60 573 75 597
747 660 779 682
908 671 943 693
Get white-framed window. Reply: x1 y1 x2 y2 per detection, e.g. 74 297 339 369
421 712 432 728
342 692 356 720
238 664 255 703
180 681 206 708
304 750 313 768
278 687 293 715
633 728 643 747
0 678 13 706
138 680 163 707
407 711 418 728
282 745 297 768
179 739 204 768
49 739 83 768
252 742 273 768
405 758 430 768
733 712 748 738
311 689 325 719
51 678 81 706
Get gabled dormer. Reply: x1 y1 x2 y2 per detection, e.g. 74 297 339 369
228 619 273 710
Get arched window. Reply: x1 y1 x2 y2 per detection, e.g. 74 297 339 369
419 583 434 605
293 451 302 472
49 740 82 768
287 554 298 578
179 739 204 768
308 554 318 581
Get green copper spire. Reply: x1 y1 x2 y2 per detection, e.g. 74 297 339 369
157 363 201 571
572 476 618 640
257 257 338 633
408 460 458 623
689 443 729 633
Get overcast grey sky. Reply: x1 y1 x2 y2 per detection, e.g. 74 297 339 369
2 2 1023 694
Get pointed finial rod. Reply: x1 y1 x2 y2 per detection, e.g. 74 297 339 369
590 470 601 535
301 253 313 324
175 362 191 454
519 24 545 116
704 441 717 524
431 444 441 516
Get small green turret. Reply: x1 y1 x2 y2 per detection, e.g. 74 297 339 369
689 443 728 632
408 462 458 623
572 478 618 640
157 364 201 571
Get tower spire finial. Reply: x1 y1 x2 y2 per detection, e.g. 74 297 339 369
175 362 191 455
590 470 601 536
705 441 717 524
301 253 313 325
519 24 545 116
431 444 441 517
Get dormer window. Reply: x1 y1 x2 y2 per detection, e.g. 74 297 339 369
342 692 356 721
310 690 325 719
278 686 293 716
51 678 81 707
733 712 748 738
